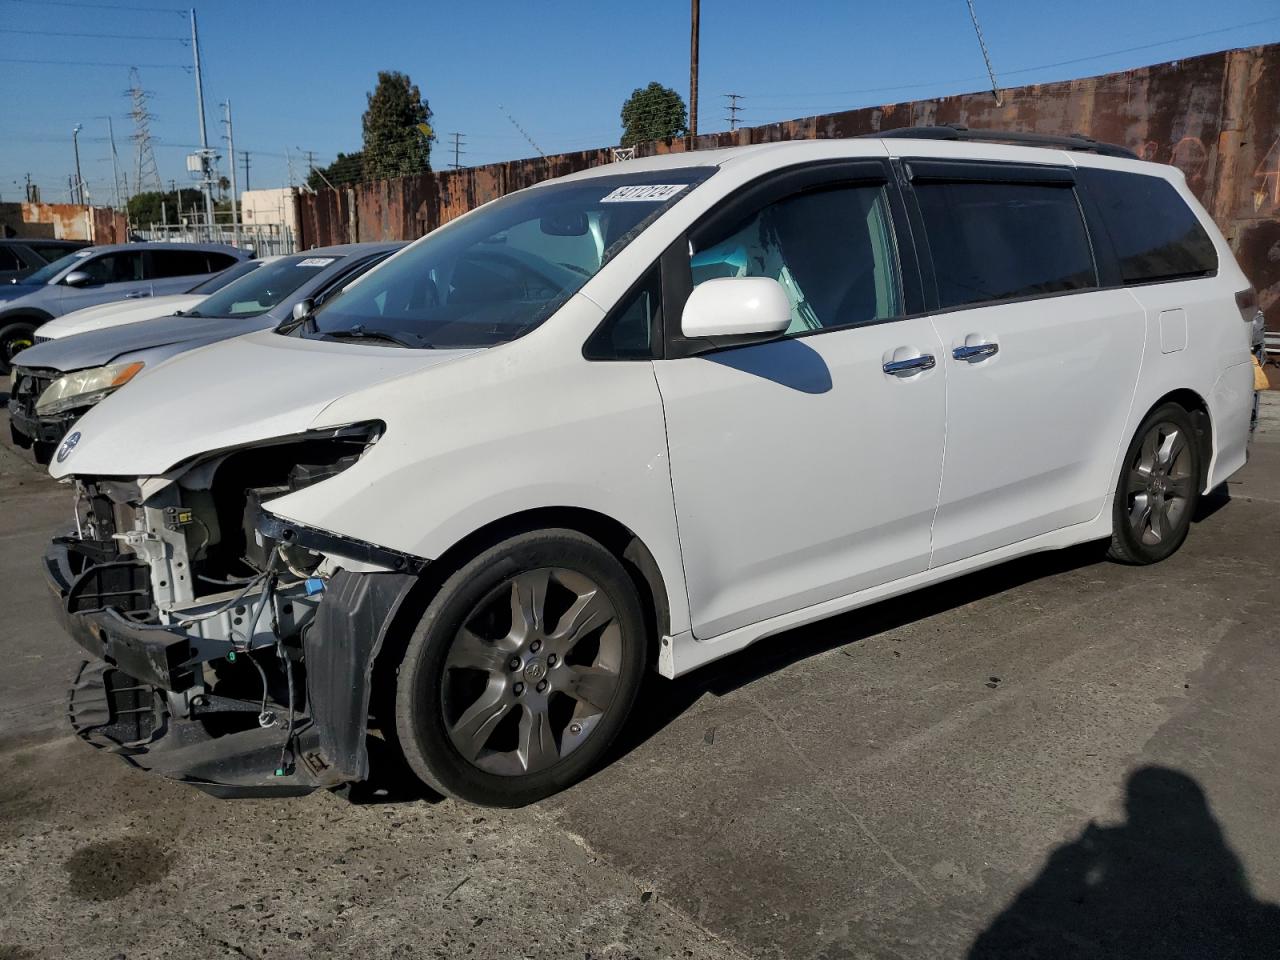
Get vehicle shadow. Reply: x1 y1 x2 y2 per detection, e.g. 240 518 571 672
967 766 1280 959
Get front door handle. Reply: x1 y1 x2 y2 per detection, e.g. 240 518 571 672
124 291 150 299
953 342 999 362
882 354 936 376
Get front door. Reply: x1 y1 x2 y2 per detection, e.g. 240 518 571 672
655 169 947 639
56 249 149 314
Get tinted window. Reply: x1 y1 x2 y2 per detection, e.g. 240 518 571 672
189 254 345 318
150 249 216 279
32 243 83 262
584 267 661 360
915 180 1096 309
77 251 144 284
25 249 94 285
689 184 903 334
0 248 22 271
1078 168 1217 284
206 252 239 272
187 259 261 294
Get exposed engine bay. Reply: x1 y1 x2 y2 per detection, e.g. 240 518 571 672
46 422 421 797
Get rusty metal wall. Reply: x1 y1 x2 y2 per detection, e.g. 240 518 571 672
296 43 1280 332
0 202 129 243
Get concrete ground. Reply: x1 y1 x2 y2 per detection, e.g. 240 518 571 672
2 390 1278 960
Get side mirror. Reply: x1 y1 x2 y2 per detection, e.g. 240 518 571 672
292 298 314 322
681 277 791 342
63 270 93 288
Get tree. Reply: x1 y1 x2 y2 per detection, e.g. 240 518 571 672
362 71 434 180
127 188 204 225
620 82 688 147
307 150 365 191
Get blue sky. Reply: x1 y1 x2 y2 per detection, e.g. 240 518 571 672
2 0 1279 203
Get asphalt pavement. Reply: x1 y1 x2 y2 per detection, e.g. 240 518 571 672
1 389 1277 960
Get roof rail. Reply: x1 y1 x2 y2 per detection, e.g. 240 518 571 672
868 125 1139 160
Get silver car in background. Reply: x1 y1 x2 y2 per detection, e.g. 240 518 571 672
0 242 247 371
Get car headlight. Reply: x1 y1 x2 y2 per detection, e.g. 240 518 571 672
35 361 145 416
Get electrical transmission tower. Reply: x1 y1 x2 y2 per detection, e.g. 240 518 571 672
126 68 164 194
724 93 744 132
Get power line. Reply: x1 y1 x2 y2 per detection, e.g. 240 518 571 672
0 27 186 41
964 0 1003 105
740 14 1280 103
497 105 545 158
0 0 186 12
0 57 189 69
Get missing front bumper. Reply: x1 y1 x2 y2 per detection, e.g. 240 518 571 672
45 535 418 798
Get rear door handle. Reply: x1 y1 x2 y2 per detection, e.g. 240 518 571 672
953 342 999 362
882 354 936 376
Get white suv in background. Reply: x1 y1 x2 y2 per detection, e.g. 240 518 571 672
45 129 1258 807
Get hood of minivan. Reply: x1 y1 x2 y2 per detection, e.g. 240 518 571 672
40 293 204 340
48 329 480 479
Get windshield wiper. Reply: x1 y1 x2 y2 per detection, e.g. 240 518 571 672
321 327 417 348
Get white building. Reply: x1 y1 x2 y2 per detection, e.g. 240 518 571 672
239 187 298 232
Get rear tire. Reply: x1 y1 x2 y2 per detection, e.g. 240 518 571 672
394 529 647 806
1107 403 1201 565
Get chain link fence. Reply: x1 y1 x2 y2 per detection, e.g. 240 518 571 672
133 222 296 257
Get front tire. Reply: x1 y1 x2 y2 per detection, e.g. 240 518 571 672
1107 403 1201 564
394 529 647 806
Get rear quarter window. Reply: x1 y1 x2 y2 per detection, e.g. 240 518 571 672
1078 168 1218 284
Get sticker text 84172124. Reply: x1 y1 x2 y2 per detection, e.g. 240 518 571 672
600 184 688 204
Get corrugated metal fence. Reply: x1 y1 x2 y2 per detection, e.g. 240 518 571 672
296 43 1280 332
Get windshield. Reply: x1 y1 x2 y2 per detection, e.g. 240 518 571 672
186 259 262 295
24 248 94 286
189 254 344 318
304 167 712 349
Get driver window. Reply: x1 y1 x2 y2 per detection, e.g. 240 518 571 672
77 251 144 285
690 184 902 334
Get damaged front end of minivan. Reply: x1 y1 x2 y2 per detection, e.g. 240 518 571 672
44 421 423 798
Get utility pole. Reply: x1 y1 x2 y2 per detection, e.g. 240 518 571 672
71 124 84 204
189 8 216 236
449 132 465 169
240 150 251 192
105 116 123 212
689 0 699 143
223 100 239 244
724 93 743 132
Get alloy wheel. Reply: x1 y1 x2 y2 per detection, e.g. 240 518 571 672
440 568 622 777
1125 420 1194 546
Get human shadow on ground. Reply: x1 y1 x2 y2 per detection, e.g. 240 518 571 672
967 766 1280 960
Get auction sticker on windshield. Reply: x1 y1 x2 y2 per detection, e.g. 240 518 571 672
297 257 336 267
600 184 688 203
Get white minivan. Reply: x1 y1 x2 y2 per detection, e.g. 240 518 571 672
46 130 1258 806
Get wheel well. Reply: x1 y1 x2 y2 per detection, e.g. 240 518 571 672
0 310 53 327
1146 388 1212 488
367 507 672 733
